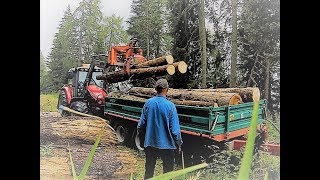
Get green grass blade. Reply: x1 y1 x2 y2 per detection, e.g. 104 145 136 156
78 127 104 180
264 171 268 180
130 172 133 180
149 162 208 180
237 100 260 180
68 142 78 180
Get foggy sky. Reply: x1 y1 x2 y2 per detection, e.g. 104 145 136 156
40 0 133 59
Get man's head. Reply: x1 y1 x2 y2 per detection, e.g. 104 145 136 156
155 78 169 95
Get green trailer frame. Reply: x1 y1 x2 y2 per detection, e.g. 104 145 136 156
104 97 267 142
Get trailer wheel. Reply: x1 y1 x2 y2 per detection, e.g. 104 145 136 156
115 124 129 145
132 129 144 151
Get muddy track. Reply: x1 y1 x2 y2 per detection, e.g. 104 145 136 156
40 112 138 179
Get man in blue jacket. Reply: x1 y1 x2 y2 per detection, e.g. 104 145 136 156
137 78 183 179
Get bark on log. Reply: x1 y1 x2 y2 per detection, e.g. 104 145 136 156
108 92 147 103
110 92 218 107
173 91 242 106
191 87 260 102
97 61 187 83
128 87 156 96
170 99 213 106
128 87 242 106
134 55 174 68
50 117 118 146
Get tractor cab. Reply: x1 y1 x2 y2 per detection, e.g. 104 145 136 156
67 64 104 98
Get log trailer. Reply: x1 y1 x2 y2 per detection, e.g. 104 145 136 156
58 39 279 162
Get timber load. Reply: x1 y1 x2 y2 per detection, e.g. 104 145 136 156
110 87 260 107
108 87 260 107
96 55 188 83
127 87 244 106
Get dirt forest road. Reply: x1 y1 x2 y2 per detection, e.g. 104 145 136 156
40 112 139 180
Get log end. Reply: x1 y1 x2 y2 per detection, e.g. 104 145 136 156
165 55 174 64
167 64 176 75
178 61 188 74
229 94 243 105
252 87 261 102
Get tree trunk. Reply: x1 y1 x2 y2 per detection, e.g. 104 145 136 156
247 51 259 87
191 87 260 103
96 62 187 83
146 0 150 60
264 58 270 102
199 0 207 88
230 0 238 87
128 87 242 106
134 55 174 68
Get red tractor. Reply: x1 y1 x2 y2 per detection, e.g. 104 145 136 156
57 38 147 117
57 55 107 117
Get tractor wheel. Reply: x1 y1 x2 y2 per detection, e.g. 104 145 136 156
70 101 89 114
57 90 70 116
132 128 144 152
115 123 130 145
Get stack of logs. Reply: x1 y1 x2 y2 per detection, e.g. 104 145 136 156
109 87 260 107
95 54 260 107
96 55 188 84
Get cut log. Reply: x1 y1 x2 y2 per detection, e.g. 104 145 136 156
128 87 242 106
134 55 174 68
171 91 242 106
191 87 260 102
166 64 176 75
96 62 185 83
171 61 188 74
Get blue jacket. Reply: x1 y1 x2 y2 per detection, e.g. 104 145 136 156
137 94 183 149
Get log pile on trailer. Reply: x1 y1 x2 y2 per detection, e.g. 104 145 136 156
108 87 260 107
96 54 260 107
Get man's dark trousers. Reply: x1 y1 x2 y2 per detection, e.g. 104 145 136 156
144 146 175 179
